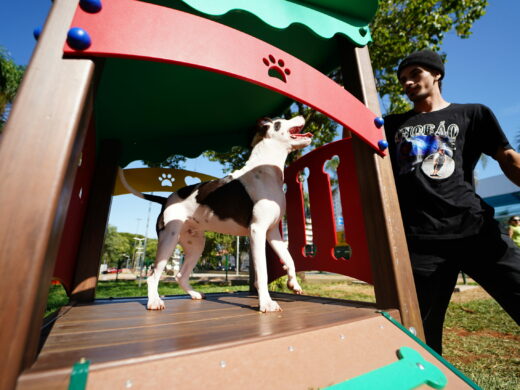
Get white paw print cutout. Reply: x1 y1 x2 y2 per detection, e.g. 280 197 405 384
159 173 174 187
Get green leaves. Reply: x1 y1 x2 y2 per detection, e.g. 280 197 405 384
0 47 25 131
201 232 241 269
102 225 132 266
102 226 159 268
141 154 187 169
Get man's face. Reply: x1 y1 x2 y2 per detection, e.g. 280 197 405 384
398 65 441 102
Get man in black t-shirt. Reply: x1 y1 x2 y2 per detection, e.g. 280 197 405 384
384 49 520 354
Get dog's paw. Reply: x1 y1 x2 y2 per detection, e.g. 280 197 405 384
147 297 165 310
188 291 206 300
259 300 282 313
287 278 303 295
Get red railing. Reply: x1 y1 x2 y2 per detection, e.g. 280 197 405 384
268 138 372 284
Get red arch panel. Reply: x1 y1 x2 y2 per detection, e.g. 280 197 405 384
63 0 386 155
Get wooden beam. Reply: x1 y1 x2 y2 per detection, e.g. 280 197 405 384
71 140 121 303
0 0 95 388
338 38 425 340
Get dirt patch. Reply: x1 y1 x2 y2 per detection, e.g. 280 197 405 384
452 353 492 365
320 282 375 295
448 327 520 342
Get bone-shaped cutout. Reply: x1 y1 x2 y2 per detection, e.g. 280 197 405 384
326 346 447 390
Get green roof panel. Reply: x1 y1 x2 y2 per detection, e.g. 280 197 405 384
178 0 375 44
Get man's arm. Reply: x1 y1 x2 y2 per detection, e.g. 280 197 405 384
494 147 520 186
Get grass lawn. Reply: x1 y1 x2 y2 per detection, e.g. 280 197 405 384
46 276 519 389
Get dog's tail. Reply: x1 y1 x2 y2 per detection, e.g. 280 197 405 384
118 168 168 206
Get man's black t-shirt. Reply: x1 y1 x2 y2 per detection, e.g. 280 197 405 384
384 103 511 239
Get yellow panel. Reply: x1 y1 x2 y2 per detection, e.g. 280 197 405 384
113 168 218 196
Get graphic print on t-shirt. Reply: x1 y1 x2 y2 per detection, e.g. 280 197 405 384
420 143 455 179
394 120 458 179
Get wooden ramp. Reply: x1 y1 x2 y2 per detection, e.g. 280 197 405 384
18 292 474 389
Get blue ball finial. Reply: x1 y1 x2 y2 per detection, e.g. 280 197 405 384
33 26 42 40
67 27 92 51
80 0 102 13
378 140 389 151
374 117 385 128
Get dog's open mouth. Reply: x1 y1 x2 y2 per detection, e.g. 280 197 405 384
289 125 313 139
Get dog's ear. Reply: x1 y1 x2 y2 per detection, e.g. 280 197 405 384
257 117 272 134
250 117 272 147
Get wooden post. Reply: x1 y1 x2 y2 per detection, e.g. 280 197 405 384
338 38 425 340
0 0 96 388
71 140 121 302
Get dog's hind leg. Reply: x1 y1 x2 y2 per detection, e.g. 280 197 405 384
267 227 303 294
147 219 183 310
177 230 206 300
250 222 282 312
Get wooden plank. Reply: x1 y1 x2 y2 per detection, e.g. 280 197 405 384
71 139 122 302
338 39 424 340
0 0 95 387
18 299 473 390
22 293 381 377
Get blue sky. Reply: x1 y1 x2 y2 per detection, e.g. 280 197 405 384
2 1 519 236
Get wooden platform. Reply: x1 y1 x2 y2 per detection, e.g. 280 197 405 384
17 292 474 389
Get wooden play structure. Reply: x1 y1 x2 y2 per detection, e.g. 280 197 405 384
0 0 480 389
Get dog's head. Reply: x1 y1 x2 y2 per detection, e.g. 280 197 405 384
251 116 312 150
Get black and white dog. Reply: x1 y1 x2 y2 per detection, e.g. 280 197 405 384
119 116 312 312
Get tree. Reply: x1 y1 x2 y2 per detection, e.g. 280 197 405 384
102 225 131 267
0 47 25 132
201 232 236 269
141 154 186 169
145 238 158 260
370 0 488 114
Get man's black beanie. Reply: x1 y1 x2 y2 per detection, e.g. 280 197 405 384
397 49 445 80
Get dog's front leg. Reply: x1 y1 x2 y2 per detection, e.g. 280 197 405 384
267 227 303 294
147 220 183 310
250 223 282 312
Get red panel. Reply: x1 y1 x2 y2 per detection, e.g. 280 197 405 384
268 138 372 284
52 120 96 294
63 0 386 155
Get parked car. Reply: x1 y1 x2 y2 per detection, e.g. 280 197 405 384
106 268 123 274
